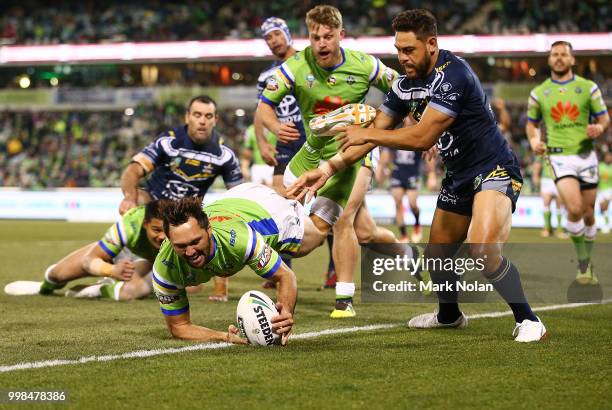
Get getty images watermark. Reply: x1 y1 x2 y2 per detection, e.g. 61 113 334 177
361 243 609 304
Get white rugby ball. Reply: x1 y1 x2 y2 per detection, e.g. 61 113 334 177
236 290 281 346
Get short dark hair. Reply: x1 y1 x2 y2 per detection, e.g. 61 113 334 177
144 200 163 223
160 197 210 237
391 9 437 40
551 41 573 53
187 95 217 113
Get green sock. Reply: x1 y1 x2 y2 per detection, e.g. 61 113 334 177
605 214 610 226
569 233 589 266
39 279 63 295
100 282 123 300
585 239 594 260
288 135 330 175
556 212 563 230
543 210 552 231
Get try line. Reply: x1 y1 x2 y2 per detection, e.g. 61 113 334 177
1 299 610 373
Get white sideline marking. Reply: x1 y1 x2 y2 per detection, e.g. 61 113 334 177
1 299 610 373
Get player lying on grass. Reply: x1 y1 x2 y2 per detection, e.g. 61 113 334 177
288 9 547 342
5 201 165 301
153 183 330 344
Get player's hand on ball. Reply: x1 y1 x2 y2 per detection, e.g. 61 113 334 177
336 125 369 151
226 324 248 345
112 260 136 281
275 122 301 143
271 302 293 346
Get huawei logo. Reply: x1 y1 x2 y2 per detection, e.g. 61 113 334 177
551 101 579 123
313 96 351 115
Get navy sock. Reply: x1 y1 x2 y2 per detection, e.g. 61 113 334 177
429 269 462 323
326 234 335 271
485 257 537 323
413 212 420 227
399 225 407 236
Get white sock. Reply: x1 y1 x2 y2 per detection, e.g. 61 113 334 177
336 282 355 299
113 282 125 301
44 264 62 284
585 224 597 241
566 219 585 237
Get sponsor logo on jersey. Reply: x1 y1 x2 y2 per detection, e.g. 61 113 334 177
511 179 523 193
327 75 337 86
185 159 200 167
484 166 509 181
306 73 315 88
575 87 582 94
257 244 273 270
551 101 579 123
558 87 567 94
346 75 356 85
230 229 236 246
158 294 181 304
438 187 458 205
313 96 351 115
266 77 279 91
543 89 551 97
435 61 451 73
441 82 452 92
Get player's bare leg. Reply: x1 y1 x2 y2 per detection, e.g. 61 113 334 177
541 191 554 237
407 189 421 242
468 190 546 341
556 177 595 282
391 187 408 242
37 243 98 294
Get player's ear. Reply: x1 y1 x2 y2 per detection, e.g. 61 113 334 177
338 28 345 41
426 36 437 54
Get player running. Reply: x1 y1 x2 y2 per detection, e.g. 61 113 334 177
152 183 328 344
289 9 547 342
257 5 400 317
526 41 609 284
256 16 336 289
5 201 165 301
532 156 567 238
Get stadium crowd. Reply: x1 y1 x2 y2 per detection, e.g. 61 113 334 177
0 104 245 188
1 0 609 45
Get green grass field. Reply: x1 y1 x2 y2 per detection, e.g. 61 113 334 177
0 221 610 409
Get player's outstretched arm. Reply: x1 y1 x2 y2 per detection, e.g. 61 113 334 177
268 262 297 345
337 106 453 152
164 311 247 344
119 162 147 215
82 244 135 281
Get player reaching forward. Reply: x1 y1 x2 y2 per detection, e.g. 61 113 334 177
152 183 328 343
526 41 609 284
289 9 547 342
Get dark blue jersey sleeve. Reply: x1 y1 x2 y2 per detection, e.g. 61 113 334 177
428 61 473 118
221 146 243 187
380 80 410 120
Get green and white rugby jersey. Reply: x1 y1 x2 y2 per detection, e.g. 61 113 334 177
152 197 291 316
98 206 157 261
243 124 277 166
528 75 608 155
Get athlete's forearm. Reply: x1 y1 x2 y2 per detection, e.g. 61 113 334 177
85 258 114 277
525 121 542 145
256 101 282 136
168 322 229 342
595 113 610 132
364 126 437 151
254 111 272 147
273 265 298 314
120 162 145 201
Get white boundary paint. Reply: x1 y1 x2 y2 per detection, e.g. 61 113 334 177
1 299 610 374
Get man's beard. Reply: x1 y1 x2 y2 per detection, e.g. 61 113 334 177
551 66 570 77
416 52 432 79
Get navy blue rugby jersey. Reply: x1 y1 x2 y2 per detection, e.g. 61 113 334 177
257 60 306 140
380 49 518 188
132 125 243 200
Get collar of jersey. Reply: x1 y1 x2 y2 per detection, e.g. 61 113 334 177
321 47 346 71
551 75 575 85
205 234 217 264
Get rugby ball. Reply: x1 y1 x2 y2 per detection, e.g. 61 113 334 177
236 290 281 346
309 103 377 137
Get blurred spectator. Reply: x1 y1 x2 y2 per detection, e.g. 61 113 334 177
1 0 609 46
0 103 248 188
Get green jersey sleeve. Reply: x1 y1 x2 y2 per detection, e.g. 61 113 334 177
244 224 282 279
527 88 542 123
260 65 292 106
589 82 608 117
369 56 399 94
152 241 189 316
98 206 144 258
